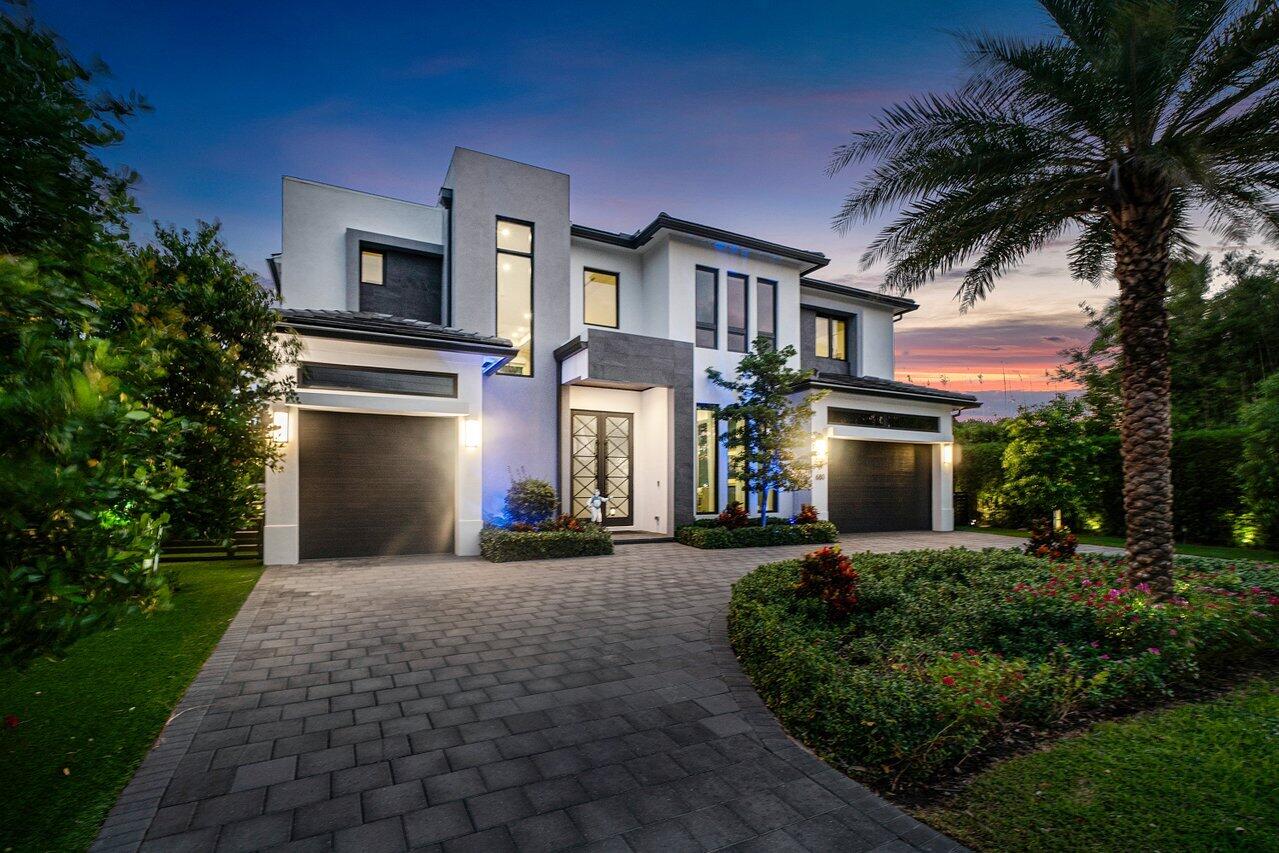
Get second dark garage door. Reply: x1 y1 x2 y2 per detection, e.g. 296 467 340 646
299 410 455 559
828 439 932 533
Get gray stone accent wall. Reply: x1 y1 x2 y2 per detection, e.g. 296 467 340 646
800 306 856 376
443 149 571 518
582 330 696 528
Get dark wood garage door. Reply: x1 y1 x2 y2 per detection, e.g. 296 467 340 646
299 411 455 559
828 440 932 533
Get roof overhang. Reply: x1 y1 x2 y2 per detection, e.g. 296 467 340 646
801 376 981 410
800 277 918 315
572 214 830 276
276 317 518 367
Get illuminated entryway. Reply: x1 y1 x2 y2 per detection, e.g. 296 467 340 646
569 410 633 526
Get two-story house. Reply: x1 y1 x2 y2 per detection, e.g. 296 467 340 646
262 148 978 564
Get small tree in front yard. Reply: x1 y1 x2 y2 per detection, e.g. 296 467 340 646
707 337 827 526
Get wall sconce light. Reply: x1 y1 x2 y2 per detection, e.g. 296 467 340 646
941 443 954 467
813 436 829 458
464 418 482 449
270 409 290 444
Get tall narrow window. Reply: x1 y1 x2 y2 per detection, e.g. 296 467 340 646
497 219 533 376
726 273 748 352
756 279 776 349
360 249 384 285
814 314 848 361
726 417 745 507
583 268 619 328
695 406 718 514
695 266 717 348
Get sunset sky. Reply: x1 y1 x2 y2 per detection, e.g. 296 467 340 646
40 0 1265 413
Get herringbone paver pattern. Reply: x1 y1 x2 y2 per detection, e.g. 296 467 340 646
95 531 1066 851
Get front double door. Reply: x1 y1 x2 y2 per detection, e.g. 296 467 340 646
570 410 633 526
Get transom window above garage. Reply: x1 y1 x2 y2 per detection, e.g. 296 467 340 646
828 407 939 432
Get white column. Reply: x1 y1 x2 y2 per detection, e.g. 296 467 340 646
263 404 300 565
456 414 483 556
932 442 955 531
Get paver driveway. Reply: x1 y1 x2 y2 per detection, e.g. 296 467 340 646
96 531 1076 852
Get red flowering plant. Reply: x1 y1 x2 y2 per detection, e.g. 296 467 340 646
796 503 819 523
1024 519 1079 562
915 650 1030 723
717 501 751 529
794 546 860 618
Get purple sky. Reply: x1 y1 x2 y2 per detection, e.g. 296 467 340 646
36 0 1268 396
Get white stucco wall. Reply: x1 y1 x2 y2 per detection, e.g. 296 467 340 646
263 334 487 564
279 177 446 311
568 240 647 339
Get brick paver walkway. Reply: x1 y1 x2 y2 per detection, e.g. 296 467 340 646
95 531 1072 852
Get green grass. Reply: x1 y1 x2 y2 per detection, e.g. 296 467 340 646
919 675 1279 852
0 562 263 852
960 525 1279 562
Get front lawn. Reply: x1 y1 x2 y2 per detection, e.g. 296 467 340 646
919 674 1279 851
729 549 1278 790
0 562 263 852
960 524 1279 563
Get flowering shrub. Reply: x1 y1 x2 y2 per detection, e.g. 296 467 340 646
1023 519 1079 561
717 501 751 529
794 546 859 617
729 548 1278 788
541 514 583 532
796 503 820 523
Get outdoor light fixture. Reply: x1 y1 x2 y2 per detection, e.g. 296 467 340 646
464 418 482 449
941 443 954 467
813 436 829 457
270 409 290 444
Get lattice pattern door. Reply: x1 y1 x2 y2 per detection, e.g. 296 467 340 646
569 410 633 526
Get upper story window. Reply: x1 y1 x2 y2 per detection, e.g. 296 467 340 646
695 266 718 348
756 278 776 350
360 250 384 285
726 273 748 352
815 314 848 361
496 219 533 376
584 268 619 328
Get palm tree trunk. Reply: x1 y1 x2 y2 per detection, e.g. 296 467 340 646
1112 195 1176 599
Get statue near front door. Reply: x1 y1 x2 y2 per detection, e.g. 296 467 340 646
588 490 609 525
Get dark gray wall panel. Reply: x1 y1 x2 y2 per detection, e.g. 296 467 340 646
828 440 931 532
299 411 455 558
359 249 443 323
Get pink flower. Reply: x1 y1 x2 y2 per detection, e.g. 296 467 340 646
1148 647 1161 655
1168 628 1177 636
1089 641 1099 648
1099 654 1110 660
1136 582 1151 594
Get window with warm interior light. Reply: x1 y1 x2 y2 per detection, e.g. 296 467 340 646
584 269 618 328
496 219 533 376
695 406 718 513
360 249 384 285
815 314 848 360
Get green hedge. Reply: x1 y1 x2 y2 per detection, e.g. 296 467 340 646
729 549 1279 788
478 525 613 562
676 521 838 549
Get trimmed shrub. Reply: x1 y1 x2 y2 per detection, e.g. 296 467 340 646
797 503 820 523
479 524 612 562
504 472 557 526
729 548 1278 789
676 521 838 549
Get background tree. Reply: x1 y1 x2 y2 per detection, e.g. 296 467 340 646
830 0 1279 598
1238 372 1279 548
984 396 1099 529
708 338 827 525
118 223 298 539
0 9 144 264
1057 253 1279 429
0 6 293 665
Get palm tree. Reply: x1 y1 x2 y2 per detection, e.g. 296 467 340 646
831 0 1279 598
